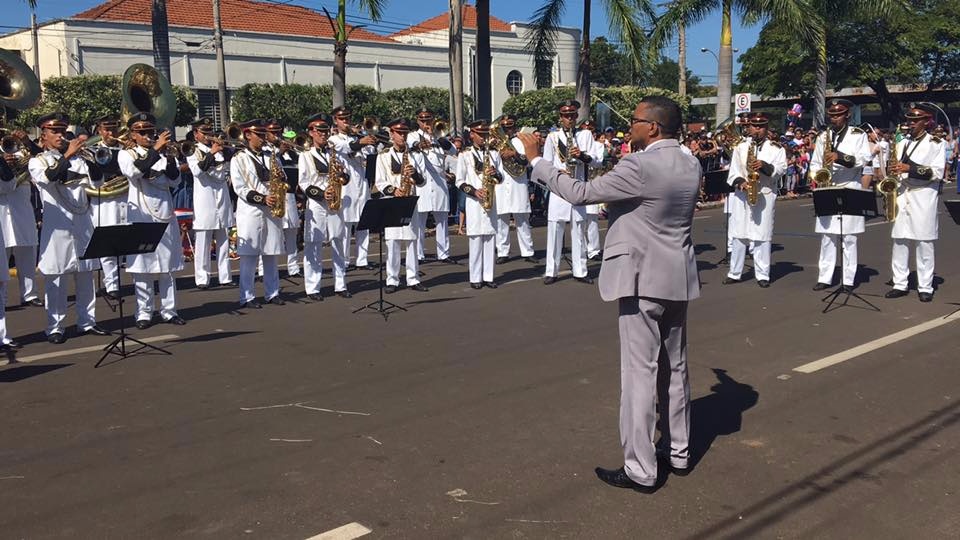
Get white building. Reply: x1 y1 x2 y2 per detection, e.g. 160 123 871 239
0 0 580 124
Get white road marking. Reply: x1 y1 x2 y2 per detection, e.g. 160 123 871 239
0 334 180 367
801 203 815 207
866 220 891 227
269 438 313 443
694 215 712 220
305 522 372 540
240 401 371 416
793 312 960 374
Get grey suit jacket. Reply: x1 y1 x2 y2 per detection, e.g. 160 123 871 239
532 138 701 302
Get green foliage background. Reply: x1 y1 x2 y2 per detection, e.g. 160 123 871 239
501 86 689 130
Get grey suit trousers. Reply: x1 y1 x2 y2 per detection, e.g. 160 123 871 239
618 296 691 485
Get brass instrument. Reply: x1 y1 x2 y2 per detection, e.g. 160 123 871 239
713 117 744 154
396 146 415 197
744 139 761 206
877 142 900 222
326 143 345 211
120 63 176 128
564 128 579 176
2 135 33 186
488 115 526 178
434 119 448 138
812 129 834 187
84 174 130 199
480 140 496 211
0 48 42 110
267 149 287 218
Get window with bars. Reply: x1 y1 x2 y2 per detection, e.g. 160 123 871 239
506 70 523 97
195 89 229 129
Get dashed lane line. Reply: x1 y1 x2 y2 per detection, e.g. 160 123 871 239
305 522 372 540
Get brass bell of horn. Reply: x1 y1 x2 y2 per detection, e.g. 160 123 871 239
0 48 42 110
120 63 176 128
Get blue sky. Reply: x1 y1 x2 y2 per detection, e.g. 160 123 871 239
5 0 761 84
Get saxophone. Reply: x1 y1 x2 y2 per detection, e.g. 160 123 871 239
877 141 900 222
480 140 495 211
267 148 286 218
744 139 761 206
565 129 579 176
812 129 834 187
326 143 345 211
396 146 415 197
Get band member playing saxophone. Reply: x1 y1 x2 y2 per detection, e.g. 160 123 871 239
329 106 378 271
456 120 505 289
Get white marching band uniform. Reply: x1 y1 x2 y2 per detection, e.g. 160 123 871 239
119 146 184 323
28 150 100 336
188 142 235 287
330 132 374 268
456 145 505 284
408 129 453 261
231 147 286 304
495 136 535 259
299 145 350 295
375 147 427 287
91 142 127 295
261 143 300 277
809 126 872 287
0 160 40 305
580 131 605 259
542 128 593 279
890 132 944 295
726 138 787 283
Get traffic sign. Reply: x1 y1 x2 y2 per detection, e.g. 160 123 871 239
735 93 751 115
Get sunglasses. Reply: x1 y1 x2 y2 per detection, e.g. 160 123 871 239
560 112 577 119
630 117 661 128
46 127 67 135
134 129 157 137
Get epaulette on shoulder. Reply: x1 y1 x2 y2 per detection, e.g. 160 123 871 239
932 136 943 144
769 140 782 148
379 147 391 154
851 127 864 134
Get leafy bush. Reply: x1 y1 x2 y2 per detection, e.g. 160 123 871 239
502 86 690 130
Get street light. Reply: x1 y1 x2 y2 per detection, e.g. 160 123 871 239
700 47 738 63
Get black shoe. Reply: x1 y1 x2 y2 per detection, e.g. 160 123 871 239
23 298 44 307
438 258 459 265
220 281 236 288
47 332 66 344
1 340 21 351
196 284 210 290
543 276 557 285
757 280 770 288
287 272 302 278
164 316 187 326
484 281 498 289
135 320 151 330
307 293 324 301
919 292 934 303
336 290 353 299
496 256 509 264
81 325 110 336
841 285 854 293
103 290 120 301
722 277 741 285
255 275 263 282
363 263 378 270
588 253 602 261
885 288 909 299
385 285 398 294
812 282 830 291
656 454 692 477
470 282 483 290
523 256 540 264
410 284 429 292
239 300 262 309
267 296 286 306
594 467 657 494
574 276 594 284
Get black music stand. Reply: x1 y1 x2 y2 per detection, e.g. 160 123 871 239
353 196 419 320
81 222 172 366
704 169 735 264
943 200 960 319
813 187 880 313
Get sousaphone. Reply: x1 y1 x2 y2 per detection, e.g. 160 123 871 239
0 48 41 112
120 63 176 128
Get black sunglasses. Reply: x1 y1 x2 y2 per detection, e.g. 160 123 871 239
630 117 662 128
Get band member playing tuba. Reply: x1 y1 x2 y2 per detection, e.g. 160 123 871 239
456 120 505 289
408 107 456 264
493 115 537 265
118 112 186 329
188 117 235 290
329 106 378 271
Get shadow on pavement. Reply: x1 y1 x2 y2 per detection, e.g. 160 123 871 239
770 261 805 282
167 331 259 344
688 368 759 469
0 363 72 382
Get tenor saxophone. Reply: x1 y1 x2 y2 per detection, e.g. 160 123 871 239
877 142 900 222
812 129 834 188
480 140 496 211
267 149 286 218
396 146 415 197
326 143 345 211
744 139 761 206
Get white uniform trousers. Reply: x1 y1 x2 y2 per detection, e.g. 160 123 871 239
818 234 858 286
193 229 233 286
496 213 534 258
385 239 420 287
100 255 120 294
7 245 39 302
44 271 96 335
133 272 178 322
468 234 496 284
240 254 279 304
284 228 301 275
545 220 587 278
415 211 450 260
344 222 370 267
891 239 935 294
304 241 347 294
585 214 601 257
729 239 771 281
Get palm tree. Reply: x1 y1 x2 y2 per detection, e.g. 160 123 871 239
652 0 814 124
152 0 171 80
476 0 491 120
324 0 387 108
525 0 656 122
449 0 465 132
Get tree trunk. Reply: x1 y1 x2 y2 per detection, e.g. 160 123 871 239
678 16 687 97
813 29 827 129
332 0 348 108
152 0 172 81
449 0 465 132
869 79 899 128
714 0 732 123
575 0 591 122
475 0 491 120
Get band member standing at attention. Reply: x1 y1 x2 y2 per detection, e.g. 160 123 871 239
299 113 352 300
493 115 537 265
408 108 456 264
118 112 186 329
457 120 505 289
329 106 377 270
542 99 593 285
578 119 605 261
264 119 301 278
187 117 235 290
27 112 109 343
885 103 945 303
723 112 787 288
89 115 128 300
0 128 41 307
810 99 872 292
375 118 429 294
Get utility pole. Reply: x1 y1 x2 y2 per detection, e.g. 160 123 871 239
448 0 464 133
212 0 230 125
30 8 40 77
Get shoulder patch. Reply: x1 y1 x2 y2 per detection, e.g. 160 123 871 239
932 136 943 144
379 147 391 154
769 141 782 148
851 127 864 134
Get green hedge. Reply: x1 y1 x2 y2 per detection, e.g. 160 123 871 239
501 86 690 130
11 75 197 130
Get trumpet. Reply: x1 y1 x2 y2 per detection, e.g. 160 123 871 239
434 119 448 138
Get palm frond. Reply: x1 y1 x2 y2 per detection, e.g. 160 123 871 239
352 0 386 22
604 0 656 71
649 0 718 53
737 0 822 43
523 0 567 88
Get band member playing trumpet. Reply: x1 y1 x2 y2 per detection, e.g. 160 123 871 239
299 113 352 300
27 112 109 343
118 112 186 329
408 107 456 264
375 118 429 293
0 126 41 307
90 114 128 300
494 115 537 264
187 117 235 290
456 120 505 289
264 118 301 278
330 106 378 271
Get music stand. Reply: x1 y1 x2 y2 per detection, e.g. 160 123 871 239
353 196 419 320
81 222 171 366
703 169 734 264
943 200 960 318
813 186 880 313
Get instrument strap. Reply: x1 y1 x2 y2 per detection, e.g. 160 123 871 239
901 132 927 164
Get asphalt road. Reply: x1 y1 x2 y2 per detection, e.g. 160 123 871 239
1 194 958 539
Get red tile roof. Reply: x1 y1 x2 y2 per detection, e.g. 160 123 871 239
389 3 513 38
73 0 393 43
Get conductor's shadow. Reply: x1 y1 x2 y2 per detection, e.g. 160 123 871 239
688 368 759 469
419 269 471 289
0 363 72 382
694 243 717 256
770 261 804 282
498 265 545 284
697 259 719 273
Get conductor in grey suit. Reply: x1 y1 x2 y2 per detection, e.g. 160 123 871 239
518 96 701 493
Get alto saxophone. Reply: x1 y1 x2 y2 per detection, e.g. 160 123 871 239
267 149 286 218
480 141 496 211
813 129 834 187
326 143 345 211
396 146 415 197
877 142 900 222
565 128 579 176
744 139 761 206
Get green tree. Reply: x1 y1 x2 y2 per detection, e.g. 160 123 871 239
325 0 387 108
502 85 688 129
589 37 634 87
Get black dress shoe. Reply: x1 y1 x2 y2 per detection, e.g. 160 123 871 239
1 340 21 350
164 316 187 325
885 288 909 299
384 285 398 294
135 319 151 330
722 277 741 285
239 300 262 309
757 280 770 288
438 258 459 265
266 296 286 306
363 263 378 270
196 284 210 290
523 256 540 264
24 298 44 307
594 467 657 494
588 253 603 261
336 290 353 299
574 276 594 284
219 281 236 288
496 256 509 264
918 292 934 303
47 332 66 345
410 283 429 292
812 282 831 291
81 325 110 336
543 276 557 285
484 281 498 289
307 293 324 301
470 282 483 290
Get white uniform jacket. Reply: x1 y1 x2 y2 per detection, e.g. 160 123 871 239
0 169 38 247
187 142 235 230
329 132 373 223
727 138 787 242
407 130 453 213
456 147 505 236
230 148 286 256
374 147 427 241
809 126 872 235
494 136 532 215
89 144 128 228
578 130 605 216
543 129 592 223
298 145 350 243
28 150 100 274
119 146 183 274
892 132 944 241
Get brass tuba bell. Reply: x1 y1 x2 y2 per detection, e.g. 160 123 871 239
120 63 176 128
0 48 42 111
